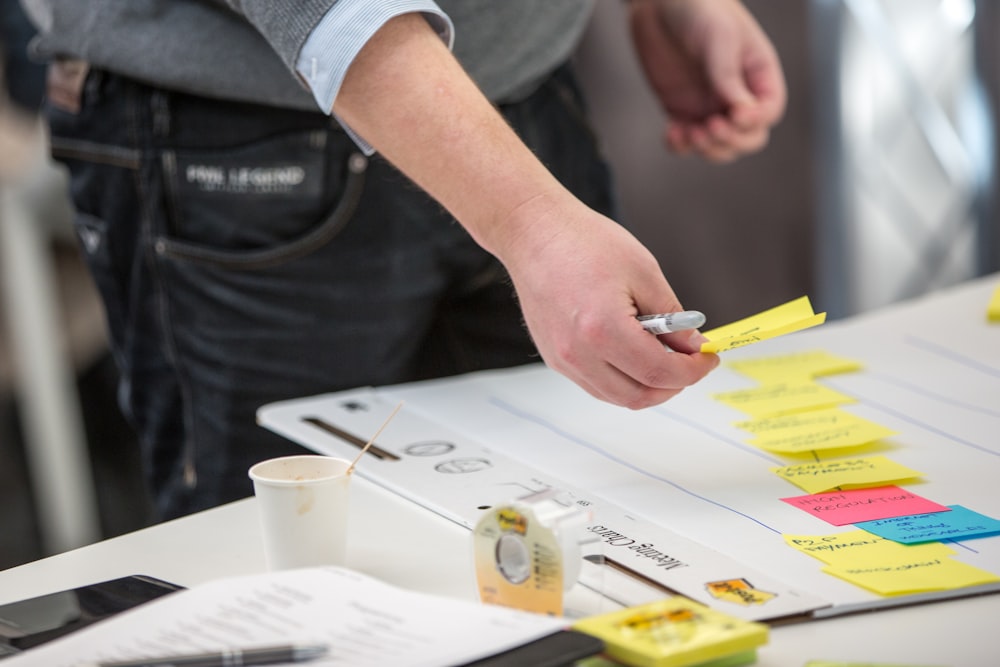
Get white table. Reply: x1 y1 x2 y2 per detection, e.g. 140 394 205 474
1 476 996 666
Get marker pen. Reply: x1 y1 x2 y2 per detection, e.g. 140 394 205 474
637 310 706 335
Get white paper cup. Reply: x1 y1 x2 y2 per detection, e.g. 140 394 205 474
248 454 352 571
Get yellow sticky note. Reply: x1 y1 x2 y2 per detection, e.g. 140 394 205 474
823 557 1000 596
571 596 768 667
727 350 863 382
712 380 855 418
784 530 956 566
752 420 896 454
771 456 919 493
735 408 869 436
700 296 827 354
989 284 1000 322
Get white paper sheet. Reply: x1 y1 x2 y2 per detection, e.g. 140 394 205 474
4 567 568 667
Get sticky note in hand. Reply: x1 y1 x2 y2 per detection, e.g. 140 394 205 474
700 296 826 354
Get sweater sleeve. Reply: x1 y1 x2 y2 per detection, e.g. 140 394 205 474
214 0 452 152
296 0 452 113
296 0 452 153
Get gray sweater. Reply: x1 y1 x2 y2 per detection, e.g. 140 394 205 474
20 0 593 111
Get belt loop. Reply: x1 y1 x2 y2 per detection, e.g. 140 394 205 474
150 89 171 138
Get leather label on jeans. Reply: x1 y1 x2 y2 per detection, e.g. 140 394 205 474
47 60 89 114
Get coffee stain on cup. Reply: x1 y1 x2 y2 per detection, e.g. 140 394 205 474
296 486 315 515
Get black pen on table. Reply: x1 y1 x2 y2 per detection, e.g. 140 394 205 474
82 642 328 667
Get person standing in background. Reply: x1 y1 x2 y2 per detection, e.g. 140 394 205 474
18 0 786 520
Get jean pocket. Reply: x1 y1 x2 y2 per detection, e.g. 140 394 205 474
155 129 367 271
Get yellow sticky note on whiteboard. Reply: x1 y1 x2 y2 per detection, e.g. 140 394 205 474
712 380 854 418
734 407 866 436
784 530 955 566
771 455 920 494
751 417 897 454
989 284 1000 322
700 296 826 353
727 350 863 382
823 557 1000 596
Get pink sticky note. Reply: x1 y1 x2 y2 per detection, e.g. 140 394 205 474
780 485 951 526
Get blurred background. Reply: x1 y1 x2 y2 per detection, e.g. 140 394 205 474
1 0 998 569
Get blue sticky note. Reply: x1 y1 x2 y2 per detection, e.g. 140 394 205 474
855 505 1000 544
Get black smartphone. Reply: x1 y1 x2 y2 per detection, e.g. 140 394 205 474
0 574 184 659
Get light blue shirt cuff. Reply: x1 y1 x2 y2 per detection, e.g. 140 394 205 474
296 0 454 155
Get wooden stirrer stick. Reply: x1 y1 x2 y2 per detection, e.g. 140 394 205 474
346 402 403 475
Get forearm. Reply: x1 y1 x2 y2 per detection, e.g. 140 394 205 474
332 12 572 265
333 12 719 409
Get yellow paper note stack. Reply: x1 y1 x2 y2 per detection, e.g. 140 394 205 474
572 597 768 667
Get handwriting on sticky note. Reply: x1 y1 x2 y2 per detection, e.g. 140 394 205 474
712 380 854 418
823 556 1000 596
727 350 863 382
735 407 860 435
772 456 921 494
780 486 950 526
784 530 955 565
854 505 1000 544
753 420 896 455
700 296 826 354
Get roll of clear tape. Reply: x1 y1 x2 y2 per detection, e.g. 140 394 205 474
473 489 600 616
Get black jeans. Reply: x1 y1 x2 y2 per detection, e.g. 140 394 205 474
46 62 615 520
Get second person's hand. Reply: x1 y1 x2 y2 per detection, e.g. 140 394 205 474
628 0 787 163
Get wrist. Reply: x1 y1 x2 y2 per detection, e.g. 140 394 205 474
480 186 576 271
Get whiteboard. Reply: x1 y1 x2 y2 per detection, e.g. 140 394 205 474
259 275 1000 620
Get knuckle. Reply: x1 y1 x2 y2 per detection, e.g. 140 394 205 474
641 360 704 389
575 313 613 347
623 387 681 410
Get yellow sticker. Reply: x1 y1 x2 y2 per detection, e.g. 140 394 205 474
735 407 869 436
784 530 955 566
727 350 863 382
988 284 1000 322
701 296 826 354
752 420 897 454
771 456 921 494
712 380 855 418
704 578 776 606
823 557 1000 596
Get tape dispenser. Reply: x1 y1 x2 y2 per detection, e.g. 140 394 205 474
473 488 603 617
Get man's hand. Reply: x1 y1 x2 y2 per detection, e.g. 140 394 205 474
496 190 720 410
629 0 787 162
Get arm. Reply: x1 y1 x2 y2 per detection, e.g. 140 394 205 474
334 13 718 409
628 0 787 163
